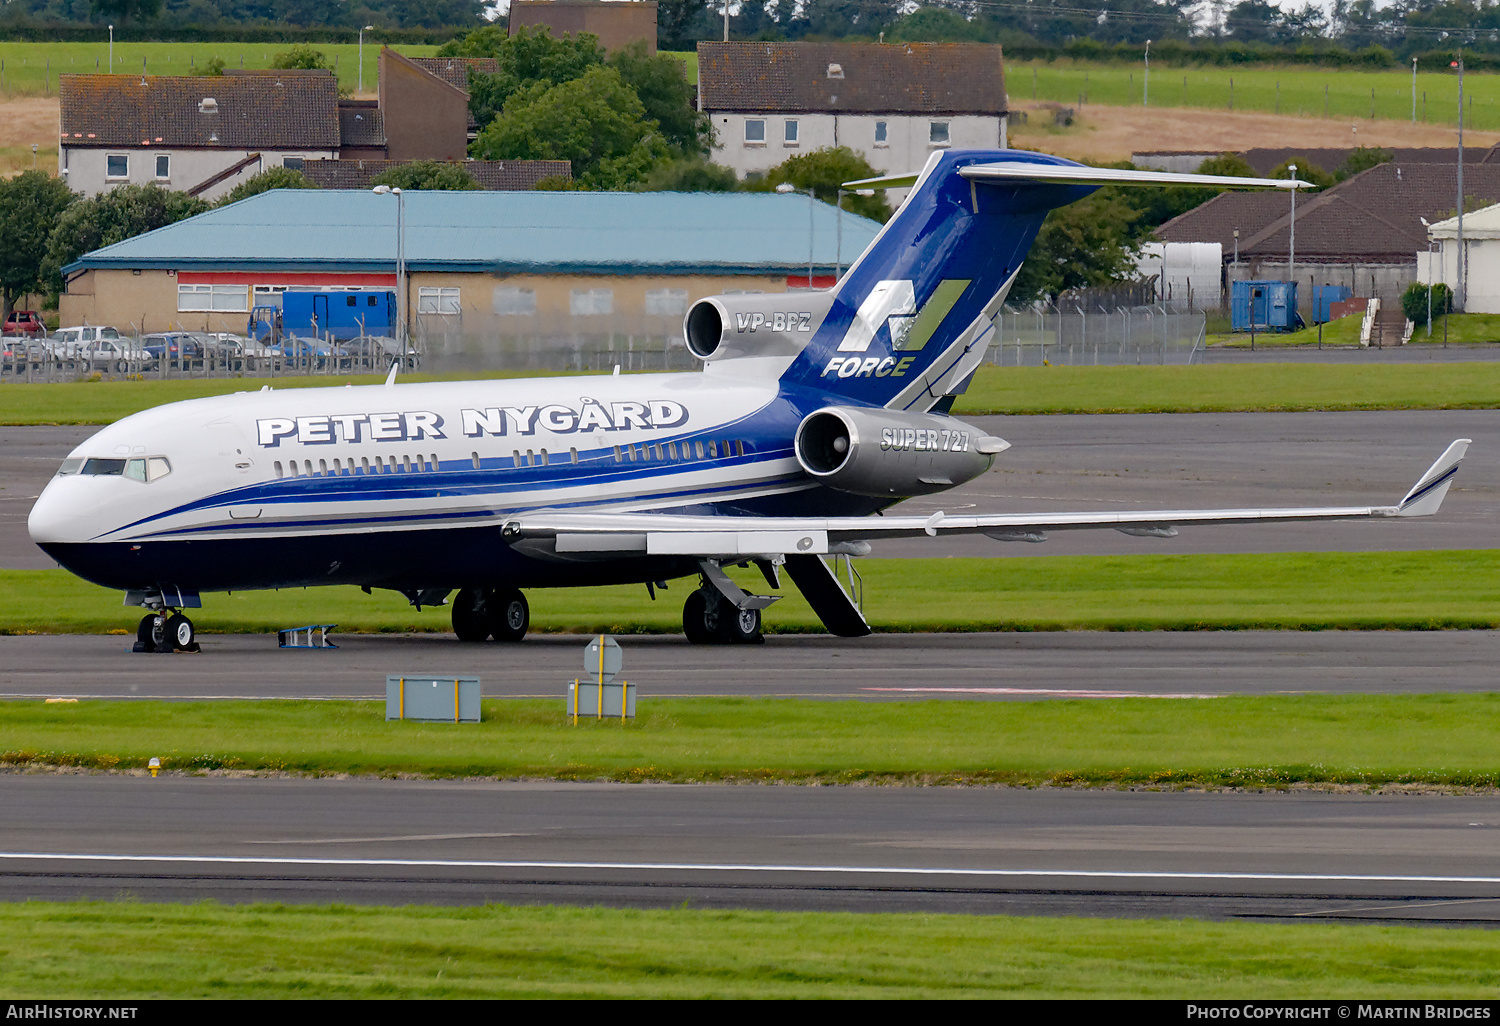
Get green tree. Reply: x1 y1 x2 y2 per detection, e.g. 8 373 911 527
370 161 481 190
471 65 668 191
444 25 607 136
88 0 163 24
636 157 739 193
1268 156 1335 190
608 41 710 156
0 171 77 319
754 146 891 223
188 55 227 77
1402 281 1453 326
271 45 331 71
43 184 210 295
217 167 319 207
1010 188 1146 305
1335 146 1394 182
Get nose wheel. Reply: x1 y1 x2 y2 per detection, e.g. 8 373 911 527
134 610 199 653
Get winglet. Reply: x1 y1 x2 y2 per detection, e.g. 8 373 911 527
1396 439 1471 516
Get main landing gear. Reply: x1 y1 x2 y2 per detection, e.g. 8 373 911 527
134 610 198 653
682 586 764 645
452 586 530 643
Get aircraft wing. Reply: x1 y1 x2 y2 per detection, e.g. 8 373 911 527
502 439 1470 559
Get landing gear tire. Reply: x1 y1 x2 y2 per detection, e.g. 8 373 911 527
488 588 529 642
165 613 195 651
718 604 763 645
137 613 163 653
683 588 762 644
452 588 492 642
683 589 718 644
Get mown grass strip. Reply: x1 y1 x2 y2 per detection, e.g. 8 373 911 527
9 360 1500 425
955 361 1500 415
7 551 1500 637
4 695 1498 786
4 899 1500 998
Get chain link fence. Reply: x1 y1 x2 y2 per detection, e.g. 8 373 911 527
986 306 1207 367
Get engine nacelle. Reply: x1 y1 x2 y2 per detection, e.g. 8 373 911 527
684 292 836 363
794 406 1008 498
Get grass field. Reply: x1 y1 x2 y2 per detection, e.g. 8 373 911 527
9 550 1500 637
0 40 440 98
7 899 1499 998
10 359 1500 424
5 692 1499 785
1013 58 1500 132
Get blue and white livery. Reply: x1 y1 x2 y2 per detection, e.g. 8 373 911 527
28 150 1470 650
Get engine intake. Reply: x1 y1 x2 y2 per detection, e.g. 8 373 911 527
794 406 1007 498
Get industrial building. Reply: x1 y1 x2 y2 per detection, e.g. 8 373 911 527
59 188 882 363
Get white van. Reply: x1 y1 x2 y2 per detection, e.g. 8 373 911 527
50 325 123 360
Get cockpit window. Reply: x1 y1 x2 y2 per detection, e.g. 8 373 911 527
70 456 171 481
81 458 128 476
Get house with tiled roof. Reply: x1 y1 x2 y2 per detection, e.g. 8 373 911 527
408 56 500 140
697 41 1008 183
58 49 484 202
1156 161 1500 312
59 69 344 200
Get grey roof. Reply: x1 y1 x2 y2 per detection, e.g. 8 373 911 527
60 72 340 150
1158 162 1500 260
697 41 1007 116
64 189 883 277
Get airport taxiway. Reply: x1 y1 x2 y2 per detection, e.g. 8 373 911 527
3 776 1497 923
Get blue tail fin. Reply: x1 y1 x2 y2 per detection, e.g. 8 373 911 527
779 149 1095 411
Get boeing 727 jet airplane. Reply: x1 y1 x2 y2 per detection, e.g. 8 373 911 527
28 150 1470 651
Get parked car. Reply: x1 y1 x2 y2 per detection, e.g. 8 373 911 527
50 325 123 358
345 335 420 370
203 333 280 371
3 335 59 372
4 310 45 336
78 338 150 372
140 332 206 366
273 336 348 370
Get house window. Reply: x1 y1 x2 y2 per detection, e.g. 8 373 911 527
929 121 950 146
178 283 250 312
492 286 536 315
417 287 460 314
645 288 688 317
283 156 305 170
744 119 766 145
106 154 128 179
155 154 170 179
253 285 288 308
874 121 889 146
570 288 613 316
785 119 799 145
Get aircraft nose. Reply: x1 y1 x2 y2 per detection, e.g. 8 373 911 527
27 478 91 546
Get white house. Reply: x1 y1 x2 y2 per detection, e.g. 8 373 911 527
696 41 1008 185
1419 202 1500 313
59 70 344 201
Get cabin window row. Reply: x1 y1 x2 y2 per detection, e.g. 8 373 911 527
273 454 439 479
611 439 745 463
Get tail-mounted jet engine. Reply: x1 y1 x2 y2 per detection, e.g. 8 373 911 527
794 406 1009 498
684 293 836 363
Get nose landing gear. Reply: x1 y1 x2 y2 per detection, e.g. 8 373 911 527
133 610 198 653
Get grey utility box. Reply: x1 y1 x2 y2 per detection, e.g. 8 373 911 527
569 681 636 719
387 675 481 722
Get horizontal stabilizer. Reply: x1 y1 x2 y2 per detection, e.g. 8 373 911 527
958 162 1314 190
1396 438 1471 517
844 163 1314 193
